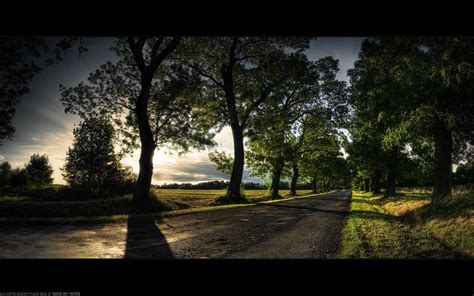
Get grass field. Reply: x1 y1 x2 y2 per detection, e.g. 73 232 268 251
341 188 473 258
154 189 313 208
0 186 314 219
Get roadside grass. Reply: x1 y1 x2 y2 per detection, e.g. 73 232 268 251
341 189 473 258
0 188 314 222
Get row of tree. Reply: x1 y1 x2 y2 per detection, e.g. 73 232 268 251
55 37 352 206
346 37 474 198
0 154 53 187
4 36 471 204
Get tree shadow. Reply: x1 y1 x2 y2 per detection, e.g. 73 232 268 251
349 210 397 222
260 203 349 217
318 196 352 203
353 195 430 207
123 215 175 259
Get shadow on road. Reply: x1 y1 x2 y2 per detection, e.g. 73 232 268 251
260 203 349 216
124 215 174 259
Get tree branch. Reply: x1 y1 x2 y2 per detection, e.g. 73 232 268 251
150 37 181 70
127 37 147 75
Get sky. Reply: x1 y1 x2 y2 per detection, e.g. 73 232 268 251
0 37 364 185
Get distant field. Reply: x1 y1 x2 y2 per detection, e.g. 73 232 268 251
154 189 313 208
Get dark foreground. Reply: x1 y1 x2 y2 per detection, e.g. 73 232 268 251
0 190 351 258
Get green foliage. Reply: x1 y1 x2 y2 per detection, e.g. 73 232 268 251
25 154 53 187
178 37 312 197
62 117 136 197
347 37 474 197
60 37 217 170
297 116 350 190
244 52 349 194
208 150 233 175
179 37 312 127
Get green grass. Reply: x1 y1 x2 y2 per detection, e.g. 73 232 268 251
0 187 315 222
341 189 473 258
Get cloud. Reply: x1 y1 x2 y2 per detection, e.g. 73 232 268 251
32 137 39 141
152 157 261 185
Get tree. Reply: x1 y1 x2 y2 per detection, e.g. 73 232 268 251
208 150 233 175
347 38 417 197
0 161 12 187
60 37 216 208
245 55 347 198
62 117 135 196
10 167 27 187
299 116 347 193
25 154 53 187
180 37 311 200
0 37 48 144
349 37 474 199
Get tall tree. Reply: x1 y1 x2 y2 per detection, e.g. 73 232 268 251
180 37 311 200
62 117 135 196
25 153 53 187
356 37 474 198
246 54 347 198
350 37 474 199
348 38 426 197
299 116 347 193
60 37 216 208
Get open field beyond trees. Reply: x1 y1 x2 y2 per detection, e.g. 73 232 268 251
0 185 314 220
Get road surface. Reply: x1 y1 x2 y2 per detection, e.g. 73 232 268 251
0 190 351 258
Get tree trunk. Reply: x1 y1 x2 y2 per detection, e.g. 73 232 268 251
269 157 284 199
221 48 245 200
372 169 382 194
134 137 155 208
384 168 397 197
312 177 317 194
133 86 156 209
290 162 299 196
364 178 370 192
384 149 398 198
226 124 244 198
433 121 453 199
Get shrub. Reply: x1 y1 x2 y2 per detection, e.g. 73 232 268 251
25 154 53 187
9 167 28 186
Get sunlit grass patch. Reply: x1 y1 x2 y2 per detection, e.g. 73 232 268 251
341 190 472 258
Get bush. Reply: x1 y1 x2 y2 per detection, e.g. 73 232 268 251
25 154 53 187
9 167 28 186
106 166 137 196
